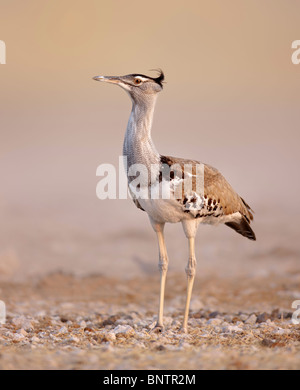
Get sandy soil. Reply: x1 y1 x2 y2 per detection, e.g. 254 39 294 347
0 267 300 370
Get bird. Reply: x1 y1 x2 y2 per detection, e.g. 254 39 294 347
93 70 256 333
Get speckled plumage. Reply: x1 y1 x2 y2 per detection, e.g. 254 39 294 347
129 154 255 240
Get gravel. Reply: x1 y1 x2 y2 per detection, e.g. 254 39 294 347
0 272 299 369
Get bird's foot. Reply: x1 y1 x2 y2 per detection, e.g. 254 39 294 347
180 325 188 334
151 322 164 333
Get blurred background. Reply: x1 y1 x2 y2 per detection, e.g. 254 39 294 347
0 0 299 281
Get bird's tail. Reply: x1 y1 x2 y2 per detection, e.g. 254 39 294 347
225 216 256 241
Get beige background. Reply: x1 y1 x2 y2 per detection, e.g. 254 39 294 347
0 0 299 280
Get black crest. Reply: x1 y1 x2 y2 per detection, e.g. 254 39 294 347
152 69 165 87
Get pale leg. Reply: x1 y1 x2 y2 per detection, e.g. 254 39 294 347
181 220 199 332
149 217 169 329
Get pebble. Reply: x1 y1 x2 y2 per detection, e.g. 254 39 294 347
224 315 234 323
13 333 25 341
239 314 249 321
208 311 220 319
112 325 135 337
207 318 223 326
245 314 257 325
135 330 150 339
31 336 40 343
57 326 68 335
222 325 243 333
68 336 80 343
17 328 28 337
12 316 34 331
136 319 149 328
105 332 117 342
257 312 269 323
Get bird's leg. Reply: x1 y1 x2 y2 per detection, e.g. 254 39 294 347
181 220 199 333
182 237 197 332
156 229 169 330
149 218 168 330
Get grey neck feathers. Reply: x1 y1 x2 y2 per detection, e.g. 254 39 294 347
123 95 160 176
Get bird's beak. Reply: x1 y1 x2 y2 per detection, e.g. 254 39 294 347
93 75 122 84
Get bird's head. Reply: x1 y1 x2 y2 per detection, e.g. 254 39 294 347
93 70 164 103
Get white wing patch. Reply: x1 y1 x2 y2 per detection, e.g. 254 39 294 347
169 175 205 217
183 192 204 214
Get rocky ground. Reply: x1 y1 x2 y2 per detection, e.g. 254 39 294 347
0 271 299 370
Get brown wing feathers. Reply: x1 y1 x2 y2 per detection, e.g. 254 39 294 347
225 218 256 241
160 155 256 241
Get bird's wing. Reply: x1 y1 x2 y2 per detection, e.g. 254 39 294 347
160 155 256 240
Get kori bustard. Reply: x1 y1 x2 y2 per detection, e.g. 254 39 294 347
93 70 256 332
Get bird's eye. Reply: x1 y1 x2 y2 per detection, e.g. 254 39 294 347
134 78 142 85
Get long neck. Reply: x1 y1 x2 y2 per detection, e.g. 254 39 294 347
123 96 160 174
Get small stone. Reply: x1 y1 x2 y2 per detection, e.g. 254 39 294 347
137 319 149 328
163 317 173 327
221 321 230 327
31 336 40 343
261 338 275 347
57 326 68 335
245 314 257 325
155 344 166 351
12 315 34 331
239 314 249 321
273 328 286 335
222 325 243 333
135 330 151 339
17 328 28 337
112 325 135 337
105 331 117 341
101 315 120 327
257 312 269 323
207 318 222 326
68 336 80 343
208 311 220 319
224 315 234 323
271 309 280 320
282 311 292 319
13 333 25 341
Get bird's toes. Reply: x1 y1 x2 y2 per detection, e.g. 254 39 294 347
151 323 164 333
180 326 188 334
